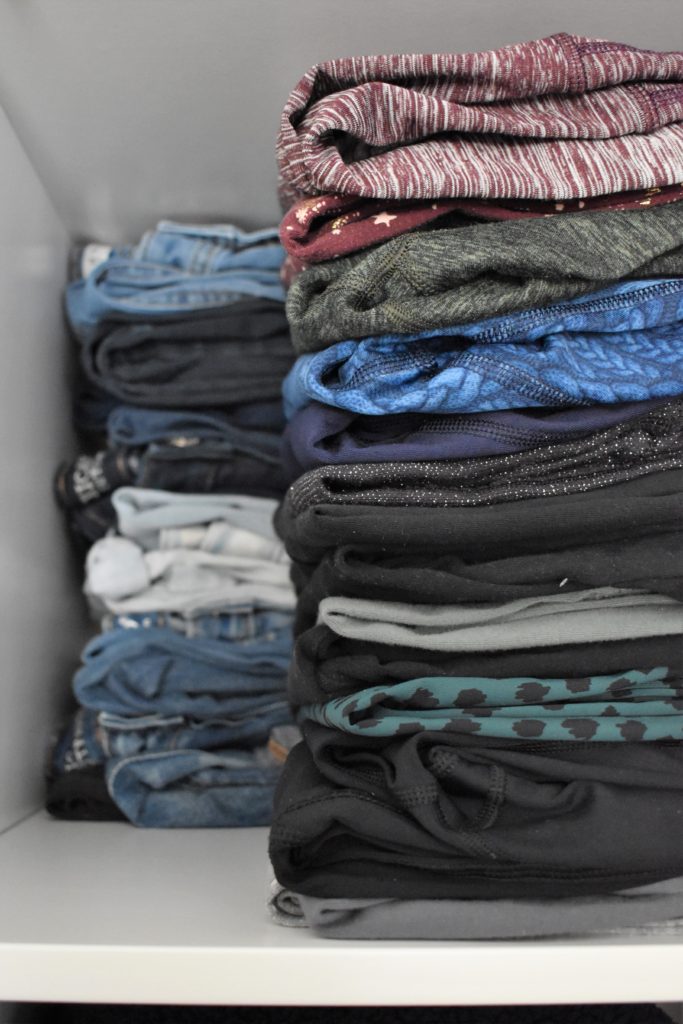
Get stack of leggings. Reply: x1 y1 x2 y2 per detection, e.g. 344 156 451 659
47 221 297 827
267 32 683 938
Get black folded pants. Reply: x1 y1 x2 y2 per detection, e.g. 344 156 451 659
270 724 683 900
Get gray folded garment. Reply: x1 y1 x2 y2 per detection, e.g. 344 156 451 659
285 203 683 351
267 873 683 940
318 589 683 651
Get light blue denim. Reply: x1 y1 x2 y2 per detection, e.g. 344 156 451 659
103 608 293 643
66 259 286 345
73 625 291 718
105 745 281 827
107 405 283 450
51 703 293 775
283 279 683 416
130 221 284 273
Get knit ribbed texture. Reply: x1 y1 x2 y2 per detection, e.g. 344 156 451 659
278 33 683 206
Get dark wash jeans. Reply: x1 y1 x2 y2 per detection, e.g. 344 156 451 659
79 301 294 408
55 433 287 521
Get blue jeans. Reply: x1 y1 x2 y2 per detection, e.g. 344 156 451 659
105 745 281 827
66 260 286 345
51 703 293 775
130 221 284 273
103 609 293 643
107 405 284 447
283 279 683 416
73 625 291 717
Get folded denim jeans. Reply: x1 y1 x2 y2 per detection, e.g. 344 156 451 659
106 411 283 455
55 439 287 519
281 399 664 479
73 625 291 717
85 536 295 618
106 745 281 827
283 279 683 417
130 221 284 274
107 402 286 445
269 724 683 899
51 703 293 775
318 589 683 652
76 222 283 280
283 397 683 512
79 302 294 409
267 873 683 940
293 532 683 633
301 669 683 743
103 607 293 642
278 33 683 207
286 203 683 350
111 487 284 554
66 258 285 346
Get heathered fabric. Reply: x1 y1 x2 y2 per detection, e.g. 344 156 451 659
267 872 683 940
269 725 683 899
282 397 683 513
281 399 665 479
283 279 683 417
277 34 683 207
300 669 683 743
276 34 683 206
317 590 683 652
285 203 683 350
280 183 683 272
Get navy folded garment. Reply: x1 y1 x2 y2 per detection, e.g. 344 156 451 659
281 399 664 480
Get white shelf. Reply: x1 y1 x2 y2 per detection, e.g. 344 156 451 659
0 813 682 1006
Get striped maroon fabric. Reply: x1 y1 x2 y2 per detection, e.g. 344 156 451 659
277 33 683 208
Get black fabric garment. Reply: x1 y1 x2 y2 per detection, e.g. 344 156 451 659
292 532 683 634
281 397 666 481
288 630 683 705
62 495 117 554
79 300 294 408
45 766 125 822
284 399 683 513
275 469 683 571
269 724 683 899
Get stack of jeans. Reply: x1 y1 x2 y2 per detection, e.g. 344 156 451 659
55 221 293 549
267 33 683 938
47 222 297 826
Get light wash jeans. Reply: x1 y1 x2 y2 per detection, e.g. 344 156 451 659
106 744 281 827
73 624 291 717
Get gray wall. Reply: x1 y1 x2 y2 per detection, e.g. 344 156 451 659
0 0 680 241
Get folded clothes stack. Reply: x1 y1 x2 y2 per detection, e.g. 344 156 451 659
47 222 297 826
268 33 683 938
